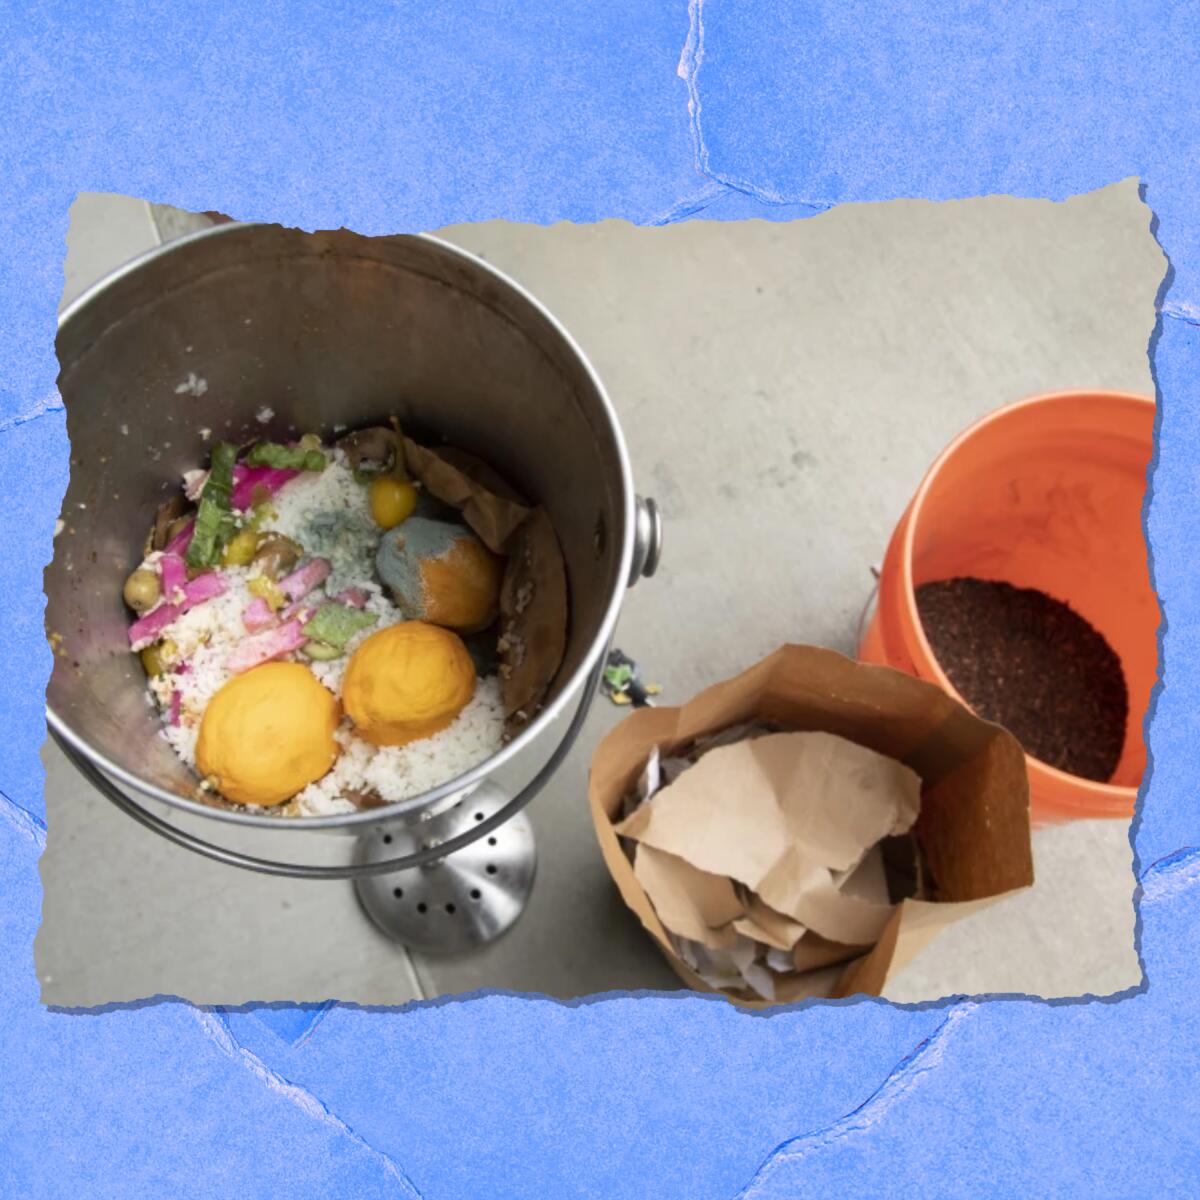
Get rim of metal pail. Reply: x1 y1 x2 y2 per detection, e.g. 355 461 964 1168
46 221 636 831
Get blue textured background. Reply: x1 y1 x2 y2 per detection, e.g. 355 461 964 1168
2 2 1197 1195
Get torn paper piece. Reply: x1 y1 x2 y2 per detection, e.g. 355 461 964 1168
615 732 920 887
730 938 776 1001
623 747 662 821
633 843 743 949
674 936 752 992
793 932 866 974
729 891 808 951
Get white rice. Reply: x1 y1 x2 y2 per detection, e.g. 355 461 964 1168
264 446 363 540
293 677 505 816
143 451 504 815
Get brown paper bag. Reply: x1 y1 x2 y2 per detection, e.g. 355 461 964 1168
588 644 1033 1006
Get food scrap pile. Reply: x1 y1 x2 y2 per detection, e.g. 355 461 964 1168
124 422 567 816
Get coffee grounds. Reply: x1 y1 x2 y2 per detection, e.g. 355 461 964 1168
914 577 1128 782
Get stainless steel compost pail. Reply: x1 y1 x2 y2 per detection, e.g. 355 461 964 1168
46 222 661 954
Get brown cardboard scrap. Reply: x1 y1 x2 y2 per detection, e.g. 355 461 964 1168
775 844 894 948
498 507 568 729
793 931 867 974
633 844 742 949
403 437 530 554
768 842 897 947
730 917 789 951
616 733 919 879
434 446 530 504
773 964 848 1003
730 891 808 951
761 855 895 944
614 741 797 881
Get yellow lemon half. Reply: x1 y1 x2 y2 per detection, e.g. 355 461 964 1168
196 662 340 807
342 620 476 747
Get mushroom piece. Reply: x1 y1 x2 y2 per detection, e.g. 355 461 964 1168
144 493 189 555
336 425 398 475
164 515 192 546
250 532 303 580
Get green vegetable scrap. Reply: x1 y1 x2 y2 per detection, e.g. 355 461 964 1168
301 602 378 652
603 663 634 692
246 441 327 472
301 641 343 662
185 441 239 570
601 650 662 708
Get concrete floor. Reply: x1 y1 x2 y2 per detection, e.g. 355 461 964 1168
38 182 1160 1006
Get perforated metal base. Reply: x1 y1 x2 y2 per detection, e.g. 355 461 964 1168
353 786 537 956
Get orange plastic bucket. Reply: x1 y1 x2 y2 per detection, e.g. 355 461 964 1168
859 390 1156 823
